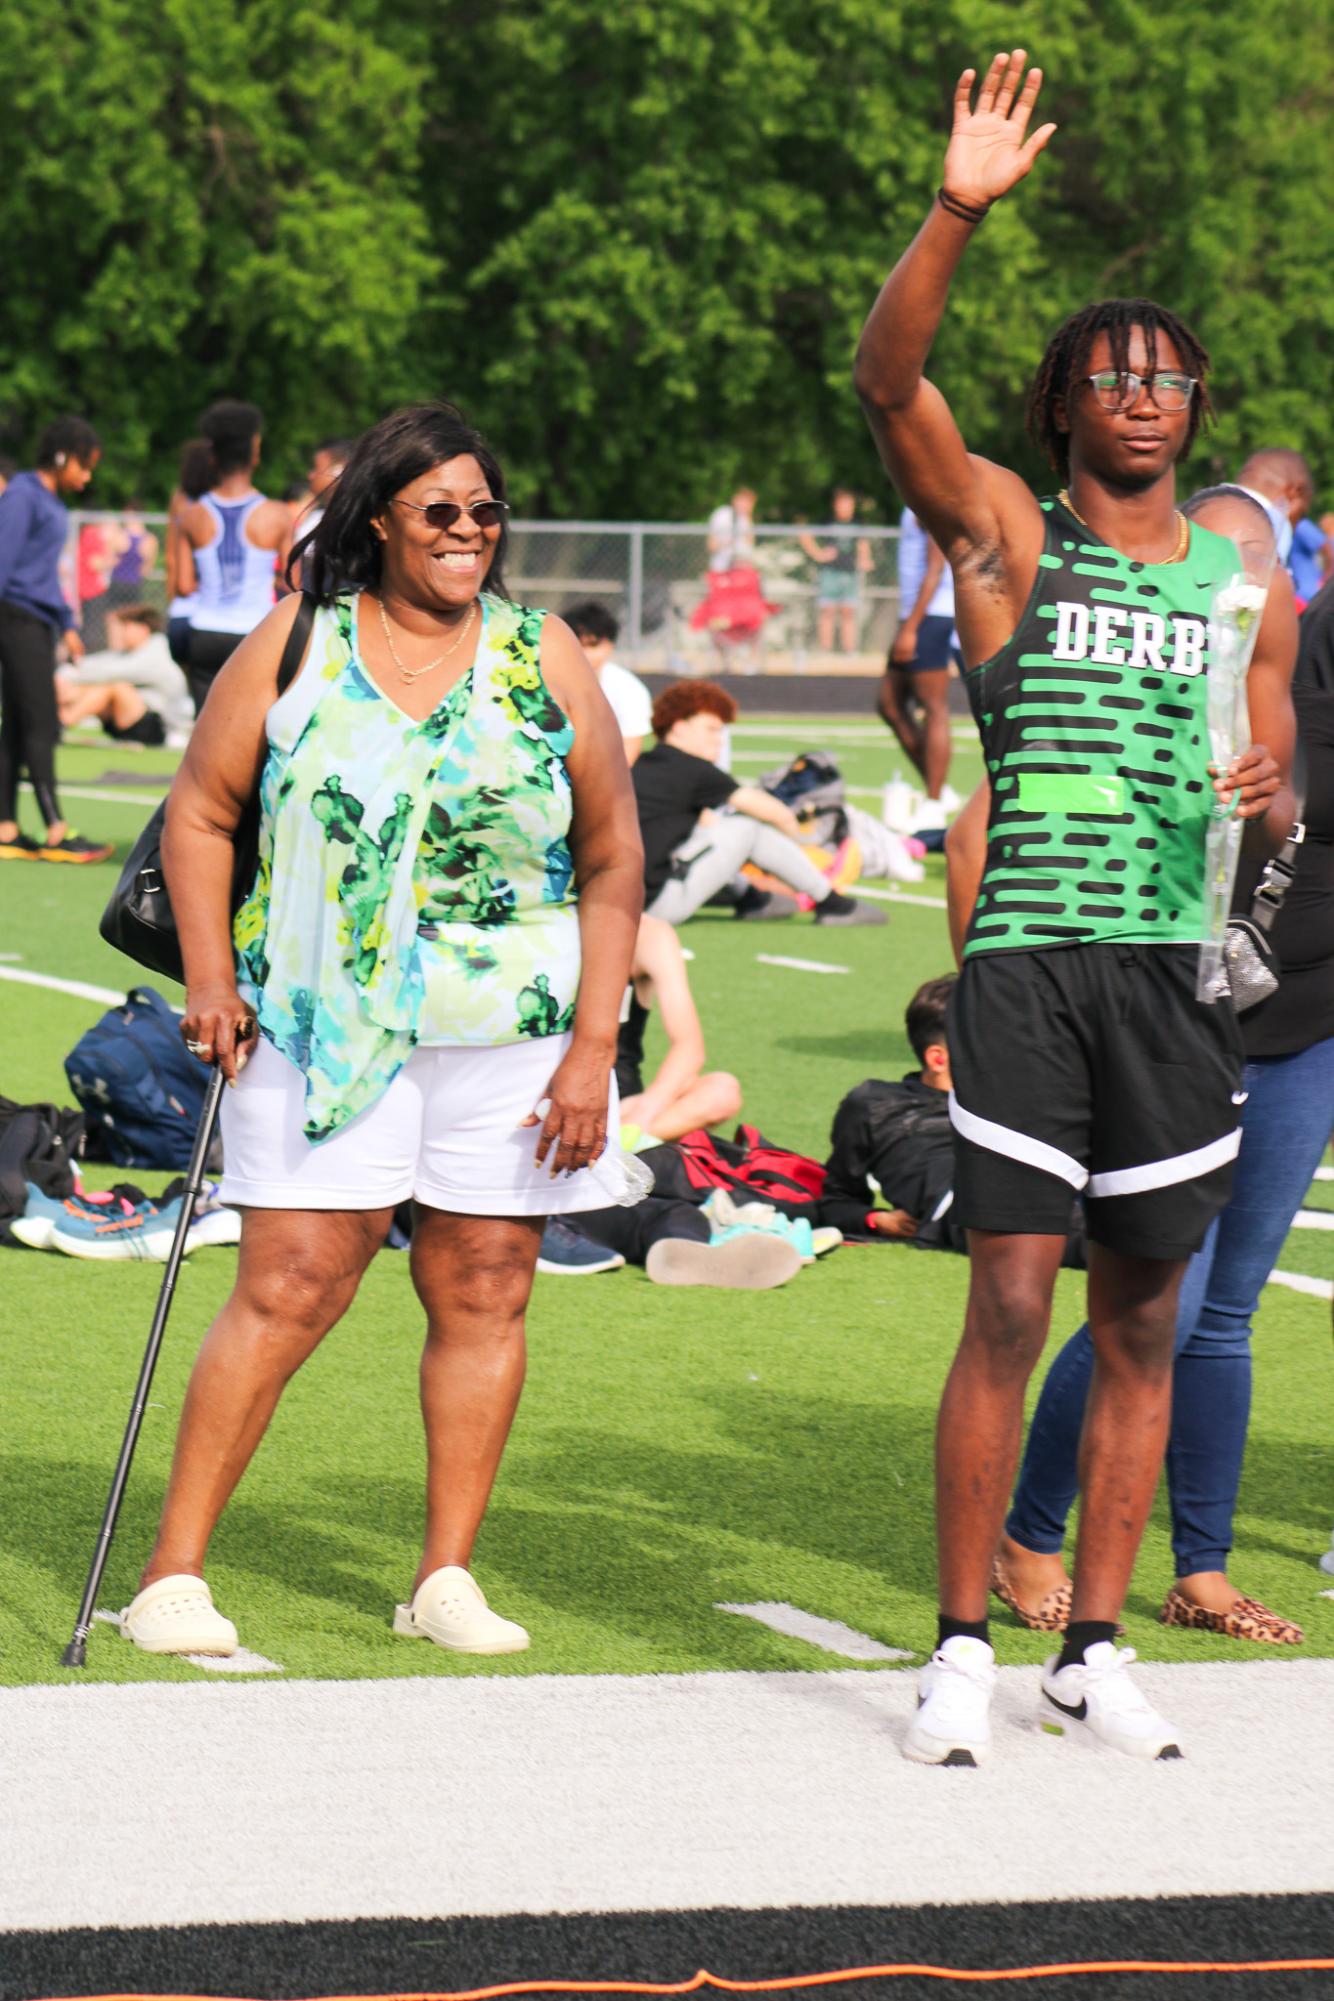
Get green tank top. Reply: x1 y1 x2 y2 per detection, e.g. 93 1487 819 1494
963 496 1241 959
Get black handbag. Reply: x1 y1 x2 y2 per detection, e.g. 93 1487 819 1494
99 595 318 984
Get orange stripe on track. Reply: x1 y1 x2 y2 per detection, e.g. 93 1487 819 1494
36 1956 1334 1999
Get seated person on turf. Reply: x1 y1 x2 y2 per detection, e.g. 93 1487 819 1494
822 973 1084 1262
617 914 743 1143
57 605 195 747
633 679 883 926
565 598 653 765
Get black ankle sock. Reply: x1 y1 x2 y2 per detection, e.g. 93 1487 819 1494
938 1614 990 1652
1056 1619 1117 1672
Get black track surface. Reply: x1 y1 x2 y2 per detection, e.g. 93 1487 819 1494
5 1893 1334 2000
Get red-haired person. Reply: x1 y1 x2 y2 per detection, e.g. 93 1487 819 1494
632 680 884 926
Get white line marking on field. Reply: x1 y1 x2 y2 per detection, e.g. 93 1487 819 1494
0 967 125 1006
1315 1167 1334 1182
92 1608 283 1674
1268 1269 1334 1300
855 883 948 910
1295 1209 1334 1231
715 1601 912 1662
755 954 851 976
58 784 166 808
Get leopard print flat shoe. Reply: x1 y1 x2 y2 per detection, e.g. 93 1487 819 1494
990 1554 1072 1632
1158 1586 1304 1646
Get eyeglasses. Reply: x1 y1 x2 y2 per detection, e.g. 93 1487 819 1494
393 496 510 531
1085 370 1198 413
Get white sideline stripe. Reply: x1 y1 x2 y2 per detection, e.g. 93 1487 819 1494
714 1602 913 1662
1294 1208 1334 1231
6 1661 1334 1930
92 1609 283 1675
0 966 125 1006
948 1091 1087 1191
1314 1166 1334 1181
1268 1269 1334 1301
1086 1127 1241 1199
59 784 166 808
755 954 850 976
856 884 948 909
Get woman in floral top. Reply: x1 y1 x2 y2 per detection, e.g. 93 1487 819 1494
120 405 643 1661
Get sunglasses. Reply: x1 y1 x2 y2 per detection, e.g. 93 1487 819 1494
393 496 510 531
1085 370 1198 414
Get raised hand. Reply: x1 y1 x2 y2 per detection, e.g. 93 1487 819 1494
942 51 1056 210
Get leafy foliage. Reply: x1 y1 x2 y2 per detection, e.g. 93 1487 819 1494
2 0 1332 514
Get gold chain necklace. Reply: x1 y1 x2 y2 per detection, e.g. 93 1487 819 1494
377 595 477 682
1059 488 1189 566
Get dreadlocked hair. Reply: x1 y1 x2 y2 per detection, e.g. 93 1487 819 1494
1025 298 1213 477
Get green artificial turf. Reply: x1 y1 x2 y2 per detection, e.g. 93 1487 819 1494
2 724 1333 1687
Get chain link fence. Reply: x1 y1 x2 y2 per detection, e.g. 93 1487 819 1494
64 512 903 672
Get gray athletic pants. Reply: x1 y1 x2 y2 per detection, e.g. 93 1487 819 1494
646 812 831 924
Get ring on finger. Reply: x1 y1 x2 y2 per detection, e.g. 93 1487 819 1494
186 1039 209 1057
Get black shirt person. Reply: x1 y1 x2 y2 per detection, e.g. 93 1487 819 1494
853 49 1295 1766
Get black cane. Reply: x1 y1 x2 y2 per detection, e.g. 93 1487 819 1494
60 1064 227 1667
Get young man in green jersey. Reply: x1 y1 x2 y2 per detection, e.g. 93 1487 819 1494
854 50 1297 1766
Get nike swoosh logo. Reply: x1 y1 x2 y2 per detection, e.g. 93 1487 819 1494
1043 1688 1088 1721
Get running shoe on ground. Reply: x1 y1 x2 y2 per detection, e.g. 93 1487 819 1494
51 1200 180 1260
0 831 42 859
8 1183 128 1250
38 831 116 864
535 1218 625 1276
813 891 887 926
733 886 799 920
1039 1642 1183 1760
647 1227 802 1289
902 1635 996 1767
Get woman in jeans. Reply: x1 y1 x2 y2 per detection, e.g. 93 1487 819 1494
995 570 1334 1646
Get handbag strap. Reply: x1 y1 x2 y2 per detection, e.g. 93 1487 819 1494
276 591 318 696
1248 739 1308 938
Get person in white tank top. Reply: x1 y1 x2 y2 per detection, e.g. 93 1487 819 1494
179 400 290 716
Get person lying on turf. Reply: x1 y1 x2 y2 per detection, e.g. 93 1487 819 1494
820 974 1085 1262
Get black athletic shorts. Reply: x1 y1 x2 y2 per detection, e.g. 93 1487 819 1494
948 943 1244 1261
104 709 166 746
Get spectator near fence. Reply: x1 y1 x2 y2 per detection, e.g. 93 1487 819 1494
0 415 114 864
797 488 873 655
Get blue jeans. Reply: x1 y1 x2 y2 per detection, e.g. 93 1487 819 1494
1007 1034 1334 1577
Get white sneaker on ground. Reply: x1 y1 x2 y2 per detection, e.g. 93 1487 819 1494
646 1231 802 1289
902 1635 996 1767
1039 1642 1183 1760
392 1565 530 1655
119 1574 238 1656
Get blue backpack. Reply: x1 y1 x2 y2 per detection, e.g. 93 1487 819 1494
64 986 210 1169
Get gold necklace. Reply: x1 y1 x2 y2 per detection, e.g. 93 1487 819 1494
1059 488 1189 566
377 595 477 682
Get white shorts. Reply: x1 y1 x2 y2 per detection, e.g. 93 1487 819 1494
219 1032 620 1215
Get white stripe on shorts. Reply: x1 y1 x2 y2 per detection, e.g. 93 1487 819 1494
1085 1127 1241 1200
947 1092 1088 1191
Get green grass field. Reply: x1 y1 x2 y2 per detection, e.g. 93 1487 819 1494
3 721 1333 1688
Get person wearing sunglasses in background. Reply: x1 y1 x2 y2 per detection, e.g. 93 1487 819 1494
854 50 1296 1768
117 401 643 1665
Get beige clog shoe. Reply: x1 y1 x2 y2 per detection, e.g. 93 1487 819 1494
119 1574 238 1656
392 1566 529 1655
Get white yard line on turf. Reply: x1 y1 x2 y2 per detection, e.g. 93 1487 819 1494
92 1608 282 1676
58 784 167 808
0 966 126 1007
855 884 948 910
715 1602 912 1662
1294 1209 1334 1231
755 954 850 976
1315 1167 1334 1182
6 1660 1334 1931
1268 1269 1334 1301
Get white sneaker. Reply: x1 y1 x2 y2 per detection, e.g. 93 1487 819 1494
392 1565 530 1655
902 1635 996 1766
1039 1642 1183 1760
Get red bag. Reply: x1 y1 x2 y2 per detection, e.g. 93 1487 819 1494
669 1124 825 1218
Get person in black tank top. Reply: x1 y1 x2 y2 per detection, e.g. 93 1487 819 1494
854 48 1297 1764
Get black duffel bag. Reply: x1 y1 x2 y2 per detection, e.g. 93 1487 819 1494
99 595 317 983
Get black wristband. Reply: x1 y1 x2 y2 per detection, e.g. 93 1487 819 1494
936 186 991 225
